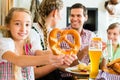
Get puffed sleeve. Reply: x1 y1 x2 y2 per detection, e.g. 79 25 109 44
0 38 15 62
29 29 42 53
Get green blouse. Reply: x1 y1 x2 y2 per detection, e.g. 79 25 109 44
111 44 120 61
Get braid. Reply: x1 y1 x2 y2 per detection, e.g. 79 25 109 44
43 25 48 50
38 16 48 50
37 0 63 50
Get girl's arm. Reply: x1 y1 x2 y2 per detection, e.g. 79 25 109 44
2 51 64 67
34 54 77 79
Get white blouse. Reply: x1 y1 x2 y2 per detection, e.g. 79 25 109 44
0 38 14 62
0 29 42 62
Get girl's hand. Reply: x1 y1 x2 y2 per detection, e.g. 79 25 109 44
48 54 65 67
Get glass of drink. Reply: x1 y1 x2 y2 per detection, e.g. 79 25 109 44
102 39 113 63
89 37 102 79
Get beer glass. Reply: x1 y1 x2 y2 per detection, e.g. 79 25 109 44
89 37 102 79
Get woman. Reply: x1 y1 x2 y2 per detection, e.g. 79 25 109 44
30 0 77 80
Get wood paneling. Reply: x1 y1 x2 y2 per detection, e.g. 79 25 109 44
0 0 13 25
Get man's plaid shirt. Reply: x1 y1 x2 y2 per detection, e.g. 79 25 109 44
59 26 94 78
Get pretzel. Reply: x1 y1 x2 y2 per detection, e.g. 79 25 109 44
103 58 120 74
48 28 80 55
107 58 120 66
107 58 120 75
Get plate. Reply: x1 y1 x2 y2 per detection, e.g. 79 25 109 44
65 66 89 76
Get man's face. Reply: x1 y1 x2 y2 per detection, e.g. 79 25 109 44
70 8 87 31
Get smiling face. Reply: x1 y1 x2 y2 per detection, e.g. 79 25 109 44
8 11 32 41
107 27 120 45
70 8 88 32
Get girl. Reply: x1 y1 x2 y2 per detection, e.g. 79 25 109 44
107 22 120 60
30 0 77 80
0 7 69 80
97 22 120 80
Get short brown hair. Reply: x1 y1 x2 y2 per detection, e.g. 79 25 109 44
107 22 120 33
70 3 88 17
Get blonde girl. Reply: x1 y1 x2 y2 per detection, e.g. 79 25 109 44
0 7 65 80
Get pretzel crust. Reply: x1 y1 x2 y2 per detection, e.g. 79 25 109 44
103 58 120 75
48 28 80 55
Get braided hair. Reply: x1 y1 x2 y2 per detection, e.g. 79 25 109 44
38 0 63 50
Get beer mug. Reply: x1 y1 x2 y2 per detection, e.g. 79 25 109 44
89 37 102 79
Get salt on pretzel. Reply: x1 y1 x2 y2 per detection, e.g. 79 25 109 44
48 28 80 55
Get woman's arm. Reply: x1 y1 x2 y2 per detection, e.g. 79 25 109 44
34 65 57 79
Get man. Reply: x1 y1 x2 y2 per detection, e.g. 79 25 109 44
62 3 95 64
59 3 95 80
